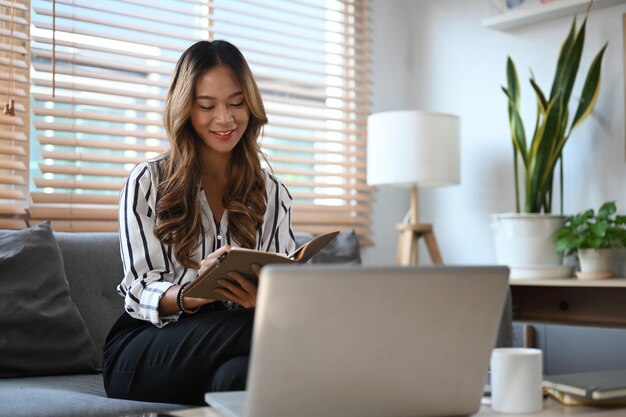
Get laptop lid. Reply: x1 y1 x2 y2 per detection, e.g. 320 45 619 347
208 265 509 417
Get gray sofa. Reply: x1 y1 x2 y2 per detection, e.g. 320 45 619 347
0 230 187 417
0 226 511 417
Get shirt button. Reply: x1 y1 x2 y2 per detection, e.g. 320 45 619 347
217 235 222 240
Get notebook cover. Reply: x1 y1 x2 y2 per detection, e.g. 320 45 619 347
184 231 339 300
542 369 626 401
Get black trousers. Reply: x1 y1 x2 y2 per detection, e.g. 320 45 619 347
103 304 254 405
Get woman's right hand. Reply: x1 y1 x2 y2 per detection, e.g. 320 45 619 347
198 245 231 277
158 246 232 315
183 245 234 309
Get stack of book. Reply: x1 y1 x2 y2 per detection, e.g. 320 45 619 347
543 369 626 406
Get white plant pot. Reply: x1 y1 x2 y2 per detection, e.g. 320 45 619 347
492 213 570 279
576 248 614 279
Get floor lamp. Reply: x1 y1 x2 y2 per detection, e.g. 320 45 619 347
367 110 460 266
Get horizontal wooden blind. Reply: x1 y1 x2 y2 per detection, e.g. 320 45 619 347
29 0 372 240
0 0 30 229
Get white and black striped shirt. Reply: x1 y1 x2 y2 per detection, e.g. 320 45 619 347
118 160 296 327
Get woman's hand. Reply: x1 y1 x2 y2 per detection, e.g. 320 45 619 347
214 264 261 308
158 246 232 315
183 245 234 309
198 245 232 277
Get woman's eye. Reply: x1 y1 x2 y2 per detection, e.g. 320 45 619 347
231 101 244 107
199 105 214 110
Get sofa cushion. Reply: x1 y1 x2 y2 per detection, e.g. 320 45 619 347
0 222 99 377
0 374 185 417
295 230 361 264
54 232 125 367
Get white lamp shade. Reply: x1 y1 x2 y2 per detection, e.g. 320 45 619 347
367 110 460 187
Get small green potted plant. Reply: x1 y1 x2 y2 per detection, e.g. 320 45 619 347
554 201 626 279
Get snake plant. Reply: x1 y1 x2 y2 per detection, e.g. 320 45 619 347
502 1 607 214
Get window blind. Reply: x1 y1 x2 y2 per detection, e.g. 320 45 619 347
28 0 372 241
0 0 30 229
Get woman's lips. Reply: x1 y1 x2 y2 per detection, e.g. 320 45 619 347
211 129 235 140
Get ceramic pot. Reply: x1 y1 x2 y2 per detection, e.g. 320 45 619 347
576 248 614 279
492 213 570 279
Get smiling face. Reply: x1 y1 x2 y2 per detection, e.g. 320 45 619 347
190 65 250 161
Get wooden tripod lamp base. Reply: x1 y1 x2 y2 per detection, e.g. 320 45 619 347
395 186 443 266
396 223 443 265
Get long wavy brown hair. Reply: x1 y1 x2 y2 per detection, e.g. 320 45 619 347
155 40 268 269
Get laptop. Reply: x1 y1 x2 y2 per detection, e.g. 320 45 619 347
206 265 509 417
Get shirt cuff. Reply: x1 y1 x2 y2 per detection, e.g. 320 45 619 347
139 280 179 327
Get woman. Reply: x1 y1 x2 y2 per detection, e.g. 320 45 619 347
103 40 296 405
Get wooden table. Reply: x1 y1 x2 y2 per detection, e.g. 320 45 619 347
510 278 626 327
478 397 626 416
168 398 626 417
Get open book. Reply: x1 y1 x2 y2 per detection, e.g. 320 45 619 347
184 230 339 299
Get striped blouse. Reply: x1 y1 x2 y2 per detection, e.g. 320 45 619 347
117 159 296 327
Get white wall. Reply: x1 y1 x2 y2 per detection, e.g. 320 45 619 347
361 0 414 265
364 0 626 271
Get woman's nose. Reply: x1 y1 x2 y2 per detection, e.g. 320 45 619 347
215 105 234 123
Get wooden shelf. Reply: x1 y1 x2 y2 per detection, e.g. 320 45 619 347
510 278 626 327
482 0 626 31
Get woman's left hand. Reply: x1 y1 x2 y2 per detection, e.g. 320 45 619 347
214 264 261 308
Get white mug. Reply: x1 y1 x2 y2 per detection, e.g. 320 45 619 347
490 348 543 413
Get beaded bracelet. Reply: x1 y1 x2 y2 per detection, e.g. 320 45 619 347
177 282 200 314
